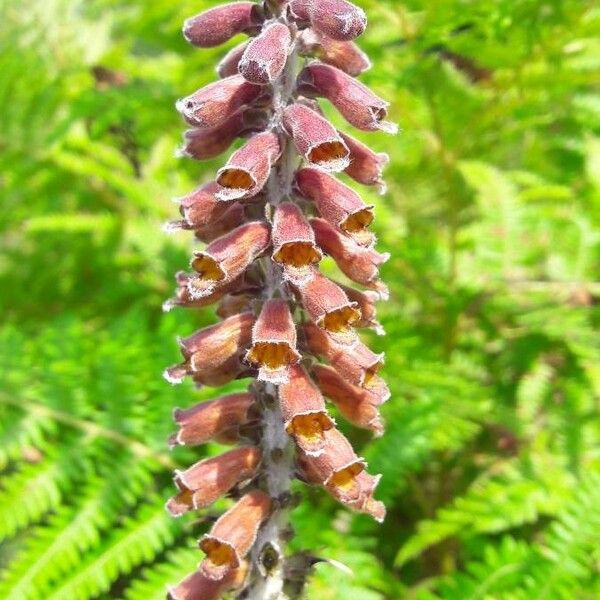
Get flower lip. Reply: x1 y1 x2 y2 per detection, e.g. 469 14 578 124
319 304 361 333
273 240 322 269
200 537 240 580
283 103 350 172
217 167 257 193
286 411 335 456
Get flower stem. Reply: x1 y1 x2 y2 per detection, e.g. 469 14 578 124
242 21 300 600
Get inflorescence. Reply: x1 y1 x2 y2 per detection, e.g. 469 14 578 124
163 1 395 597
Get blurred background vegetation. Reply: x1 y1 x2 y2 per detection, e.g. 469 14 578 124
1 0 599 598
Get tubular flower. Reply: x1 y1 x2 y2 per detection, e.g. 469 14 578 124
165 1 394 596
296 167 375 247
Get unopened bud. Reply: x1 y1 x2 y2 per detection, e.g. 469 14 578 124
239 22 292 84
183 2 263 48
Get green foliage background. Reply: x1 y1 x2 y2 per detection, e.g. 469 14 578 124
1 0 599 598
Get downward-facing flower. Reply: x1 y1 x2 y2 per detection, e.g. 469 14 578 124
303 322 384 388
283 103 350 171
169 392 257 447
177 75 266 129
245 298 301 384
340 131 389 192
308 0 367 41
178 108 267 160
293 270 360 345
167 446 262 516
311 216 389 287
199 490 272 580
165 312 255 387
296 167 375 247
216 131 281 200
298 62 397 133
314 36 371 76
189 221 271 299
312 364 385 435
168 565 247 600
272 201 322 283
279 364 335 455
298 428 384 521
239 21 292 84
183 2 264 48
164 0 392 595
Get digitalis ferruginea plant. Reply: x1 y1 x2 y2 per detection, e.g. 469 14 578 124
164 1 395 597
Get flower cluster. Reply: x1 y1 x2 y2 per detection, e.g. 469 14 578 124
164 1 394 597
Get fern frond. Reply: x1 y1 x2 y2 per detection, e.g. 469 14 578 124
395 452 574 567
45 501 183 600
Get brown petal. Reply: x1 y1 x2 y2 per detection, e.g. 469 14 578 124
169 392 257 447
293 270 360 345
311 217 389 287
167 447 261 516
177 75 265 129
189 221 271 299
167 565 246 600
302 322 384 388
298 63 397 134
183 2 263 48
309 0 367 41
312 364 385 435
245 299 301 384
340 131 389 192
283 104 349 172
239 22 292 84
217 131 282 200
272 201 322 284
279 365 335 456
296 168 375 247
199 490 272 580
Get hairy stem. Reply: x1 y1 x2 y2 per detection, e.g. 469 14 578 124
242 19 300 600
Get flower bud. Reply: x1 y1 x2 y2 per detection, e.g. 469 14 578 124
293 270 360 345
298 63 397 134
272 201 322 284
178 109 268 160
317 36 371 77
239 22 292 84
312 364 384 435
309 0 367 41
174 181 232 230
302 322 384 388
245 299 301 384
193 202 247 244
217 131 282 200
166 312 256 387
217 41 249 78
167 447 261 516
288 0 311 25
295 167 374 246
311 217 389 288
279 365 335 456
177 75 265 129
216 292 256 319
183 2 263 48
189 221 271 299
169 392 257 447
168 565 246 600
340 131 389 192
199 490 272 580
282 103 350 172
